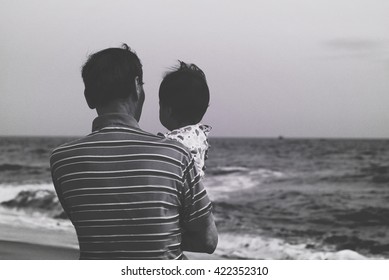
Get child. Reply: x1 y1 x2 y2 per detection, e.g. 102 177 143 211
159 61 211 177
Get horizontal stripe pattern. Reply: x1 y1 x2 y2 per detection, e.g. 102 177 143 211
50 124 212 260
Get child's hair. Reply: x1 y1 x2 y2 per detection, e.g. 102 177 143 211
159 61 210 124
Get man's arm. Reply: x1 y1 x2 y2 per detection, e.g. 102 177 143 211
50 157 71 218
181 213 218 253
180 156 218 253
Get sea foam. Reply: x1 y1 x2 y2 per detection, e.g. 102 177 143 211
214 233 371 260
204 173 258 201
0 184 72 230
0 183 54 204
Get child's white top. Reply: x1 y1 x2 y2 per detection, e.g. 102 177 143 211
164 124 211 177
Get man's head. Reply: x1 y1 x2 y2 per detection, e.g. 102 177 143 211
81 44 144 119
159 61 210 130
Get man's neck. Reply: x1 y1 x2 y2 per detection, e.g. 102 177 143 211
92 112 140 131
96 99 136 119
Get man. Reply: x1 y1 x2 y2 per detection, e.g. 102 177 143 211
50 44 218 260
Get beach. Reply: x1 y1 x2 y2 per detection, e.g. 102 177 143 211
0 241 78 260
0 222 78 260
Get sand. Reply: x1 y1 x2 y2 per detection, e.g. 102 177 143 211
0 240 78 260
0 222 78 260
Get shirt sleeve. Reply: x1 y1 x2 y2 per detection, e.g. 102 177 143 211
50 154 71 219
181 157 213 227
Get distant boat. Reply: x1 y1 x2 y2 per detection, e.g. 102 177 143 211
278 135 284 140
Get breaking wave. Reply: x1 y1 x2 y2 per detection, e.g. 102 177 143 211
0 187 66 219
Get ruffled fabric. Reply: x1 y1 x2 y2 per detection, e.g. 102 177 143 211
165 124 211 177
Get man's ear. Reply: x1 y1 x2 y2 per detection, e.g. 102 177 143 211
84 89 96 109
134 76 142 101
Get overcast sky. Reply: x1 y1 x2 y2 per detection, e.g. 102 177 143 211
1 0 389 138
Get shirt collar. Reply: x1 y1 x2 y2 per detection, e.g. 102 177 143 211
92 113 140 132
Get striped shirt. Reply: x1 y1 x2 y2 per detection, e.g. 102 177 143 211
50 113 212 260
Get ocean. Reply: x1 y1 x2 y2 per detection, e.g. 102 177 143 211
0 136 388 259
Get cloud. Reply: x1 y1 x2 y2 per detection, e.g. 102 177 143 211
323 38 383 51
320 38 389 63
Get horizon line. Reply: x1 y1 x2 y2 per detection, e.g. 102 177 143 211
1 134 389 140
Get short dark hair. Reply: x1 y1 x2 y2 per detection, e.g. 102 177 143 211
159 61 210 124
81 44 143 109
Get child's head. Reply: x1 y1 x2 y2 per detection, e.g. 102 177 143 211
159 61 210 130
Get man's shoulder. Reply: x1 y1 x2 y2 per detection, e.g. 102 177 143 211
50 135 90 165
157 134 193 160
50 128 193 162
51 134 91 154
